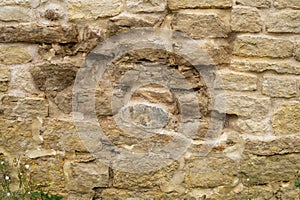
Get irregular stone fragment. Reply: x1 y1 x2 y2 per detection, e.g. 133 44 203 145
66 161 109 192
126 0 166 13
274 0 300 9
272 102 300 135
233 36 294 58
68 0 122 20
0 6 33 22
172 10 230 39
236 0 271 8
110 13 165 28
0 24 78 43
167 0 232 9
267 10 300 33
0 45 32 65
262 75 297 98
215 70 257 91
231 7 262 33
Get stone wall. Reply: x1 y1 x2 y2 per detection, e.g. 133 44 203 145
0 0 300 199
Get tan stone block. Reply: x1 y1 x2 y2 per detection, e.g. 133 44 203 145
214 94 270 118
231 59 300 75
185 155 239 188
215 70 257 91
267 10 300 33
172 10 230 39
66 161 109 192
0 46 32 65
236 0 271 8
229 117 272 135
240 153 300 185
233 36 294 58
68 0 123 20
262 75 297 98
126 0 166 13
272 102 300 135
231 7 262 33
274 0 300 9
0 6 33 22
167 0 232 9
0 0 34 7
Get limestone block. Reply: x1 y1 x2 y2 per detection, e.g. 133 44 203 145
274 0 300 9
267 10 300 33
0 45 32 65
167 0 232 9
262 75 297 98
126 0 166 13
68 0 123 20
172 10 230 39
215 70 257 91
233 36 294 58
272 102 300 135
0 6 33 22
236 0 271 8
231 7 262 33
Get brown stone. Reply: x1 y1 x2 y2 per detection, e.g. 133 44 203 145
172 10 230 39
231 7 262 33
0 45 32 65
267 10 300 33
233 36 294 58
0 69 10 92
0 24 78 43
272 102 300 135
262 75 297 98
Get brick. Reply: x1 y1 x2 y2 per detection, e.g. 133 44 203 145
274 0 300 9
272 102 300 135
126 0 166 13
167 0 232 9
0 6 33 22
0 24 78 43
172 10 230 39
68 0 123 20
214 94 270 118
233 36 294 58
231 59 300 75
0 45 32 65
215 70 257 91
262 75 297 98
231 7 262 33
236 0 271 8
267 10 300 33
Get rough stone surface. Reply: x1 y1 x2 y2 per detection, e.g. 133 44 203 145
167 0 232 9
0 45 32 65
272 102 300 135
233 36 294 58
126 0 167 13
236 0 271 8
172 10 230 39
68 0 123 20
0 6 33 22
267 10 300 33
274 0 300 9
231 7 262 33
0 69 10 92
215 70 257 91
262 75 297 98
295 43 300 62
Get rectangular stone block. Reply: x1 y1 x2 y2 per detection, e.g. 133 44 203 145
172 10 230 39
274 0 300 9
0 45 32 65
262 75 297 98
214 94 270 118
233 36 294 58
167 0 232 9
0 24 78 43
272 102 300 135
0 0 32 7
267 10 300 33
231 59 300 75
68 0 123 20
215 70 257 91
231 7 262 33
0 6 33 22
126 0 166 13
236 0 271 8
